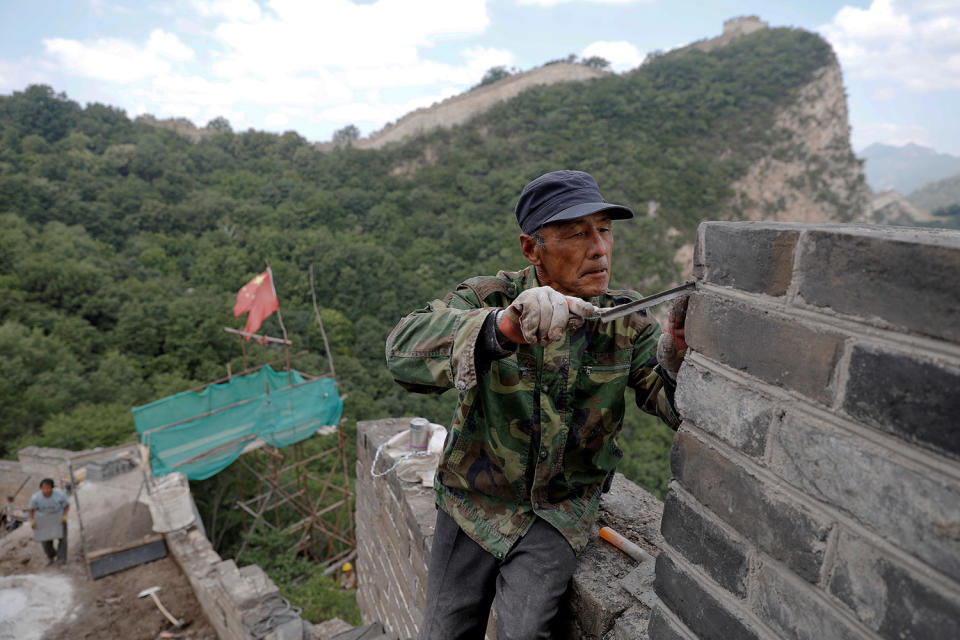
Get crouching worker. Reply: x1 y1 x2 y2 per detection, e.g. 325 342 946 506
386 170 688 639
29 478 70 566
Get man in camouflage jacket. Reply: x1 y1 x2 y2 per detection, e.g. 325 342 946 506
386 170 686 639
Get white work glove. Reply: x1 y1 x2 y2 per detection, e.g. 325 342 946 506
656 296 689 380
497 286 601 345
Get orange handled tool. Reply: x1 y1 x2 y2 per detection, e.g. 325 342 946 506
599 526 654 563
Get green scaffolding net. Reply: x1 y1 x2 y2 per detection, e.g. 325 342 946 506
132 366 343 480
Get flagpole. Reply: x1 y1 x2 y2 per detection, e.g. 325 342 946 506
267 265 293 385
309 264 336 378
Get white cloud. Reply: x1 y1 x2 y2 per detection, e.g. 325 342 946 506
518 0 646 5
42 29 193 83
207 0 490 79
581 40 643 72
871 86 896 101
264 111 289 128
33 0 508 140
821 0 960 90
147 29 195 62
43 37 171 82
194 0 262 22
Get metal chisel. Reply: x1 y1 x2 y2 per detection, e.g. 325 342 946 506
594 281 697 323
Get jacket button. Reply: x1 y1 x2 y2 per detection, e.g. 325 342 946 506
541 384 549 393
539 450 548 460
534 503 541 510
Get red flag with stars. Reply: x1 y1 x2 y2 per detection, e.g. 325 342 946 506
233 269 279 337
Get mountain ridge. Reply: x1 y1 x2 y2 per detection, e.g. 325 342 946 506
861 142 960 194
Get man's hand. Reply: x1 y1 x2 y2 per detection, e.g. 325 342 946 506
61 515 68 524
498 286 600 345
657 296 690 379
30 519 36 529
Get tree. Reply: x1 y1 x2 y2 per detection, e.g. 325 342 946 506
477 66 512 88
206 116 233 133
933 203 960 217
332 125 360 145
582 56 611 70
0 85 80 143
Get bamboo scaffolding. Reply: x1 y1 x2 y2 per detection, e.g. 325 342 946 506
191 265 354 566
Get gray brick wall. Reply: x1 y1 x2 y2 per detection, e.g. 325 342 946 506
657 222 960 640
355 418 668 639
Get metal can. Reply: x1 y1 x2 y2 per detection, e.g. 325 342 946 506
409 417 430 451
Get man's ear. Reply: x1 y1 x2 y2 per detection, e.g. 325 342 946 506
520 234 542 266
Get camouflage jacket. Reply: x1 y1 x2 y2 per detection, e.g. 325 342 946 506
385 266 679 558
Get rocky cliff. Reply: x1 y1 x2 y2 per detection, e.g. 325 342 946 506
727 61 870 224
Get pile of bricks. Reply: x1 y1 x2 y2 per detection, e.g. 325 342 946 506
652 222 960 639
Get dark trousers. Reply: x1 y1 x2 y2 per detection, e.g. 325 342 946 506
41 524 68 564
419 509 577 640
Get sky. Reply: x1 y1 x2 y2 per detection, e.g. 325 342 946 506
1 0 958 155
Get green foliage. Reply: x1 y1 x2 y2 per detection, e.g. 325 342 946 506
616 411 675 499
0 28 836 506
933 203 960 217
477 66 512 87
332 125 360 144
206 116 233 133
582 56 611 70
238 528 362 625
9 403 137 453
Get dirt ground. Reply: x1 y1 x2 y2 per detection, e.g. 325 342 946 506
0 473 216 640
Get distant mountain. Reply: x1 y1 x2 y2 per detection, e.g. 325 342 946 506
907 172 960 213
860 143 960 194
870 190 935 225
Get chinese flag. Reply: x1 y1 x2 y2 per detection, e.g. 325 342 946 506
233 269 279 337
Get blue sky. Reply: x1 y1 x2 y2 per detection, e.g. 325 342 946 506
1 0 958 155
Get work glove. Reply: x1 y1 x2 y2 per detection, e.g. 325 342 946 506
30 520 36 529
497 286 600 345
656 296 690 380
61 515 68 524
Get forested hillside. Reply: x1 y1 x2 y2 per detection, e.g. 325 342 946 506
0 28 836 502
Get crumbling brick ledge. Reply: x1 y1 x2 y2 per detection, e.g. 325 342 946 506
165 516 309 640
356 417 665 640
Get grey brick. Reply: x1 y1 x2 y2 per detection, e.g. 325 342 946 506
770 413 960 582
754 561 866 640
655 553 761 640
661 491 750 597
827 531 960 640
795 227 960 343
700 222 800 296
672 430 830 582
566 535 635 637
842 344 960 460
648 605 696 640
611 604 649 640
685 294 844 405
675 363 773 457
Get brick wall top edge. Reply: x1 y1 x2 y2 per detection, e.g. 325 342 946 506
700 221 960 249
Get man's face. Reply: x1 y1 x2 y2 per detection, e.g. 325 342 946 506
40 484 53 498
521 212 613 298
